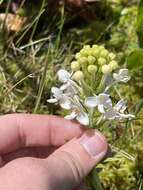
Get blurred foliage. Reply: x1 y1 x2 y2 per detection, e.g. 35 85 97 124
136 0 143 48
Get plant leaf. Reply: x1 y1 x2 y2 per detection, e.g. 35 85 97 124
127 50 143 70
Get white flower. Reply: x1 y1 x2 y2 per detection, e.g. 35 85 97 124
104 100 134 120
57 69 81 96
65 111 89 126
65 95 89 126
85 93 112 113
47 87 72 110
57 69 71 83
113 69 131 83
60 81 78 96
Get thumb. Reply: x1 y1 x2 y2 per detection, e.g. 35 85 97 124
45 130 107 190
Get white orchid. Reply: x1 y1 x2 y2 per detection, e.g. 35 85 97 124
57 69 81 96
57 69 71 83
104 100 135 120
113 69 131 83
47 87 72 110
65 95 89 126
85 93 112 113
65 111 89 126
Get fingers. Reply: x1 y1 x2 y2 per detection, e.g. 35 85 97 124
66 0 84 7
73 182 86 190
44 130 107 190
2 146 56 164
0 114 84 155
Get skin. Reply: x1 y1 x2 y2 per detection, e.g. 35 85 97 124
0 114 107 190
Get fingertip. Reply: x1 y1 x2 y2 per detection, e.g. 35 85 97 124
78 130 108 161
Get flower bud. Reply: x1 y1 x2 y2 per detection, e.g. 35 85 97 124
71 61 80 71
92 44 98 49
72 71 84 81
98 57 106 65
109 53 116 60
100 49 109 58
101 65 112 74
109 60 118 70
78 57 88 65
83 45 90 49
88 56 96 65
80 49 88 56
75 52 81 60
93 48 100 57
87 65 97 74
98 45 105 51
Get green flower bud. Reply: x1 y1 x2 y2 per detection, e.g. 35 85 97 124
98 45 105 51
83 45 90 49
75 52 81 60
98 57 106 65
78 57 88 65
100 49 109 58
92 48 100 57
109 52 116 60
101 65 112 74
92 44 98 49
109 60 118 70
80 49 88 56
87 65 97 74
72 70 84 81
88 56 96 65
71 61 80 71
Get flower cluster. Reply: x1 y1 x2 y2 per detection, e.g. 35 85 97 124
71 44 118 81
47 45 134 127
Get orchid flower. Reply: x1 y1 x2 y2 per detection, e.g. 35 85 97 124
103 100 134 120
57 69 71 83
47 87 72 110
85 93 112 113
57 69 81 95
65 95 89 126
113 69 131 83
104 69 131 92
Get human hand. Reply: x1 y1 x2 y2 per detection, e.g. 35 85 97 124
0 114 107 190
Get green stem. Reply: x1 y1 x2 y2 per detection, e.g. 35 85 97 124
30 0 46 41
91 169 104 190
89 109 94 128
97 75 106 93
2 0 12 31
88 112 104 190
54 4 65 51
34 53 49 113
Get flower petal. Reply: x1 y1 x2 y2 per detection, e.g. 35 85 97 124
84 96 98 108
104 109 116 120
113 69 131 83
51 87 62 99
98 93 112 108
47 98 58 103
117 113 135 120
57 69 71 83
114 100 126 112
65 112 77 120
98 104 105 113
76 112 89 126
60 83 70 91
59 96 72 110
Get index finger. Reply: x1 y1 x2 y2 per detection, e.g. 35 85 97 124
0 114 84 155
